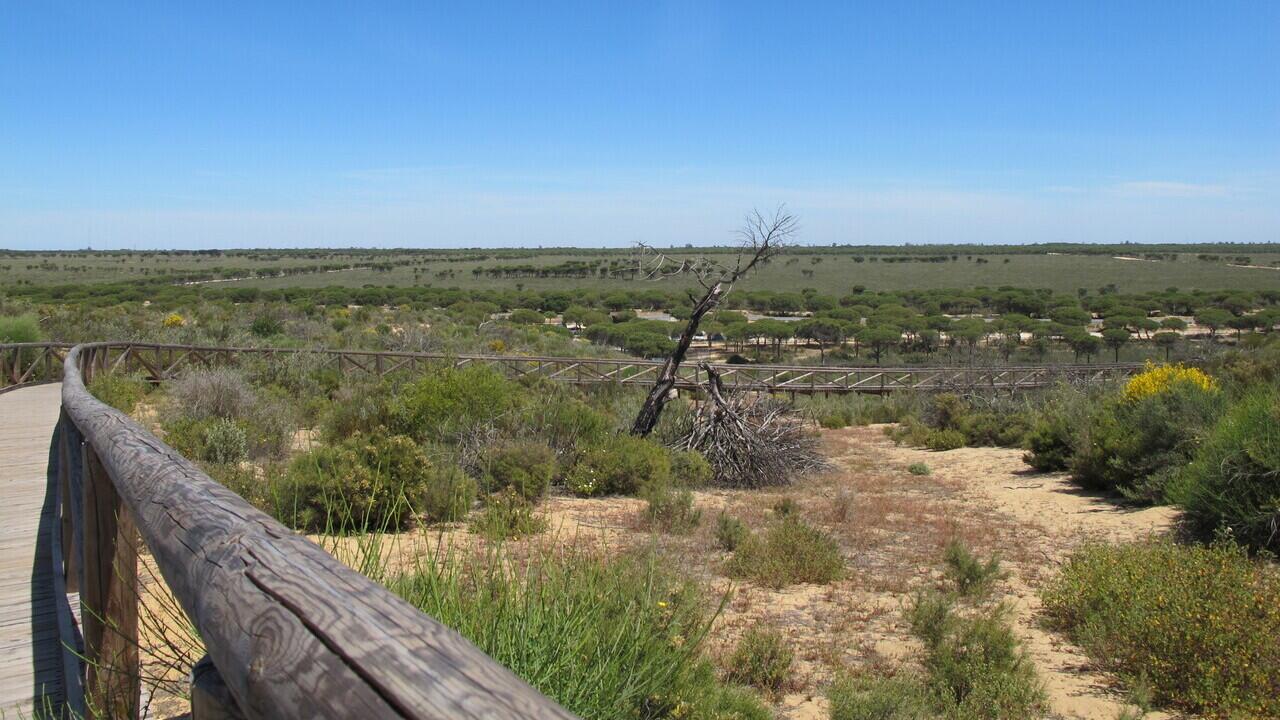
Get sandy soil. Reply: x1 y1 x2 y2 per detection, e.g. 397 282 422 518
855 427 1181 720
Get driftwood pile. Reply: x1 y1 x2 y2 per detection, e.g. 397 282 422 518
675 363 827 488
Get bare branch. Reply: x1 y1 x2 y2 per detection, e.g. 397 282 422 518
629 206 796 436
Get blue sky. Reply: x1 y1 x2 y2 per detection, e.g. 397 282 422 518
2 2 1278 249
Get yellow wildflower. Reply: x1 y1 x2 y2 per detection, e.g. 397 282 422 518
1122 361 1216 402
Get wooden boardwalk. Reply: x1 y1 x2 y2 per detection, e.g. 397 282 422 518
0 384 66 717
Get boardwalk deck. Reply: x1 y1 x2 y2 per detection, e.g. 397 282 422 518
0 384 66 717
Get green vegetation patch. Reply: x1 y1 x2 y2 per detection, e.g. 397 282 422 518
727 516 844 588
388 547 770 720
1042 539 1280 717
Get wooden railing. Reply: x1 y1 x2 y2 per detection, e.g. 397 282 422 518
2 341 1145 396
44 343 578 719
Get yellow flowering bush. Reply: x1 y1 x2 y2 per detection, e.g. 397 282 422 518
162 312 186 328
1123 362 1216 402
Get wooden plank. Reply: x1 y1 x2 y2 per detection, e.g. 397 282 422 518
0 383 66 717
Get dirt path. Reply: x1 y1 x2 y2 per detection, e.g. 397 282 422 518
851 426 1180 720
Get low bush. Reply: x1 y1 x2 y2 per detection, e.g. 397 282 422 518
469 489 547 540
670 449 713 487
727 517 843 589
925 428 965 452
420 463 477 523
88 372 152 414
394 365 526 442
277 433 435 532
772 497 797 517
905 594 1044 719
1042 539 1280 717
241 391 297 460
714 513 748 551
319 379 398 441
725 628 793 693
828 675 930 720
519 394 612 459
818 411 852 429
1070 378 1223 502
388 548 771 720
889 394 1034 452
167 367 255 421
1170 386 1280 553
639 478 701 534
163 417 247 465
942 540 1002 598
565 435 671 496
483 440 557 501
0 313 41 343
1022 393 1084 472
202 418 249 465
906 462 931 476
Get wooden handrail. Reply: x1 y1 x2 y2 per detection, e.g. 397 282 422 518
48 343 578 719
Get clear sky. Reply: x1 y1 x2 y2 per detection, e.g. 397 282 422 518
2 2 1278 249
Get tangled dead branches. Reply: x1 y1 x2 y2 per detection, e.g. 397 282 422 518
673 363 827 488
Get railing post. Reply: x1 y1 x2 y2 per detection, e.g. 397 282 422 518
81 442 141 720
190 656 247 720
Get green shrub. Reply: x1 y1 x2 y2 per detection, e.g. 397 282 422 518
276 433 433 532
670 449 713 487
885 417 932 447
319 379 397 441
772 497 797 517
1170 387 1280 553
639 479 701 534
906 594 1044 719
394 365 526 442
906 462 931 476
1022 418 1075 472
1042 539 1280 717
725 628 793 693
520 394 612 458
942 540 1002 598
241 392 297 460
469 489 547 540
88 372 151 414
828 675 930 720
727 517 844 589
715 513 748 551
202 418 249 465
1070 381 1223 502
819 413 850 429
0 314 41 343
925 429 965 452
483 440 557 501
1021 385 1095 472
388 548 771 720
565 435 671 496
167 367 255 421
420 463 477 523
958 410 1032 448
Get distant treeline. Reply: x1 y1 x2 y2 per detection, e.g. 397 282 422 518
3 242 1278 261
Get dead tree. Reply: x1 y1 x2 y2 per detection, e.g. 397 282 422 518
630 207 795 436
